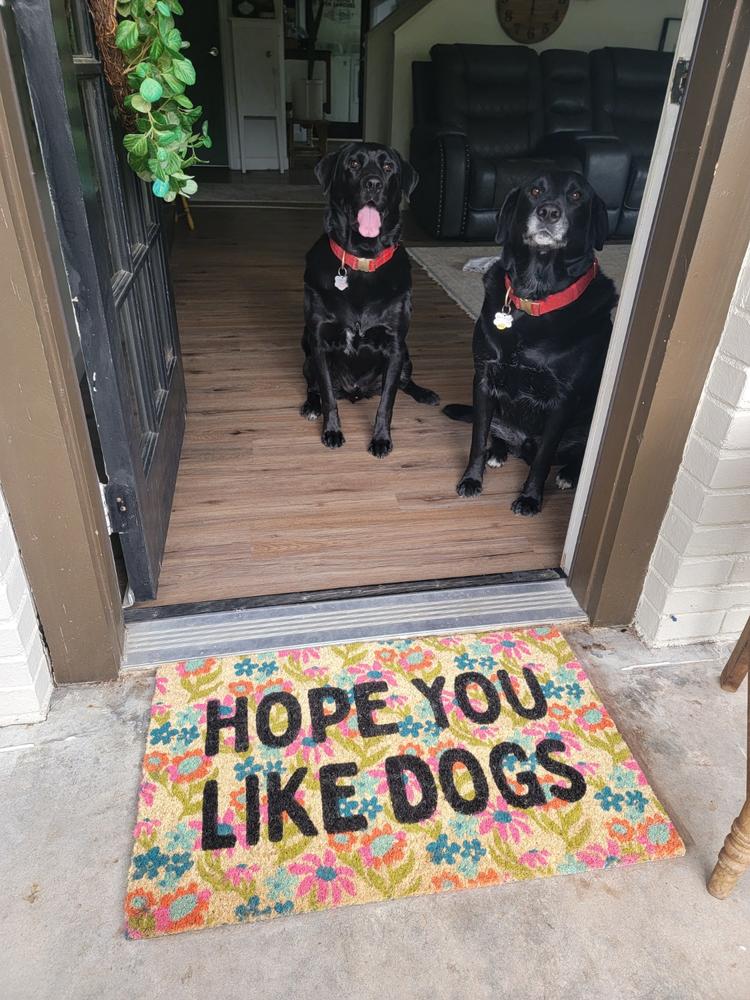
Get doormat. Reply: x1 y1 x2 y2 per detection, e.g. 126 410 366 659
125 628 683 938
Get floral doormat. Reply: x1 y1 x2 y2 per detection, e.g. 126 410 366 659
125 627 684 938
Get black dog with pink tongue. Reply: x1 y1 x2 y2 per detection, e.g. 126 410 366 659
301 142 439 457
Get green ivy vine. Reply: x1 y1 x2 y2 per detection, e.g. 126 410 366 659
114 0 211 202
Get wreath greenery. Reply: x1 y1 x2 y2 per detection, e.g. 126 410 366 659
113 0 211 202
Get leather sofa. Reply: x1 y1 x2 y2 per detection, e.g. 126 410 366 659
410 44 673 241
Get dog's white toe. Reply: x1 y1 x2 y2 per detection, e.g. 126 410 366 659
486 456 504 468
555 473 574 490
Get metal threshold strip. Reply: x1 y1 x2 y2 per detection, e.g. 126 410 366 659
122 576 586 671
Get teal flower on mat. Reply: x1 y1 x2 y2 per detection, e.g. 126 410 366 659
174 724 200 749
274 900 294 914
358 796 383 821
449 815 479 841
624 789 648 820
175 707 200 728
132 846 169 881
454 653 477 670
612 765 638 790
149 722 177 746
594 786 624 812
265 869 298 902
398 715 423 738
426 834 461 865
165 823 195 852
542 680 564 699
159 852 193 889
235 896 272 920
557 853 588 875
233 756 264 781
564 682 585 704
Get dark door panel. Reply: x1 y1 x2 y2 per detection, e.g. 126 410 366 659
177 0 228 166
13 0 185 600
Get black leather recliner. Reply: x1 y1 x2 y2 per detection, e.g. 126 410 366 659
410 43 672 241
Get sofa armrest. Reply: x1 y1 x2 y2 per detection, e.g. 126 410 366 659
539 133 631 233
409 126 470 239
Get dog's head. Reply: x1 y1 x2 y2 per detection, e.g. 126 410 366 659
315 142 418 248
495 171 608 264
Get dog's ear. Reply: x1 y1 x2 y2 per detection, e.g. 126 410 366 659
495 187 520 247
589 193 609 251
314 149 342 195
395 152 419 197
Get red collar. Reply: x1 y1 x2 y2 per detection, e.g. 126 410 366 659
504 259 599 316
329 236 399 273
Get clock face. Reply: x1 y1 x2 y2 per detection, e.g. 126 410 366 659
496 0 570 44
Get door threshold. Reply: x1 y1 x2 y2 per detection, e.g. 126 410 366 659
122 573 586 671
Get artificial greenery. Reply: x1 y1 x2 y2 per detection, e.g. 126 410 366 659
114 0 211 202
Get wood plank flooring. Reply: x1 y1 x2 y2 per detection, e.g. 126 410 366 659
137 206 574 607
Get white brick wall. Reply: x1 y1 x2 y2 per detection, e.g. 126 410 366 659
636 240 750 645
0 486 53 725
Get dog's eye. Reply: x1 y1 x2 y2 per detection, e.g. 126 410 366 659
383 163 393 173
529 186 541 198
570 190 582 201
348 159 361 171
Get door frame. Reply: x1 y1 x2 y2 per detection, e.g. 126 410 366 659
1 0 748 682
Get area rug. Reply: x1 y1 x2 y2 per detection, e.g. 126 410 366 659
407 243 632 320
125 627 683 938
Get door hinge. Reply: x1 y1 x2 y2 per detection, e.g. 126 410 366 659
102 482 136 534
670 58 690 105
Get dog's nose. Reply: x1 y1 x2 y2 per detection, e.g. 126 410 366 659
363 176 383 196
536 202 562 224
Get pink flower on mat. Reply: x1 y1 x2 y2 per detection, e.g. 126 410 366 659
154 676 168 695
289 850 356 905
438 636 463 647
150 702 171 718
226 864 260 887
139 781 157 807
521 720 582 751
576 840 635 869
278 647 320 665
397 645 436 673
478 797 533 843
347 662 398 687
622 758 649 786
482 632 531 659
133 819 160 838
302 665 327 679
284 725 336 765
519 849 550 869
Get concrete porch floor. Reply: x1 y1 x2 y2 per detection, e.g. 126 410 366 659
1 627 748 1000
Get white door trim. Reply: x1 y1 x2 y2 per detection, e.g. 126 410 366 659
561 0 706 574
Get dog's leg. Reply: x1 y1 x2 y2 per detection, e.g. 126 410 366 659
369 350 403 458
456 376 493 497
300 389 322 421
486 435 508 468
512 404 573 516
311 338 345 449
401 379 440 406
556 456 583 490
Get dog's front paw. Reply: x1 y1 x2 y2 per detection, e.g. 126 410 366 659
368 436 393 458
301 399 321 421
322 429 345 449
457 477 483 498
511 495 541 517
419 389 441 406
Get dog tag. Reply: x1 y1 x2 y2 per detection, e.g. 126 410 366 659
494 310 513 330
335 271 349 291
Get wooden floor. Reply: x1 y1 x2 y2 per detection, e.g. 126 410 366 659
138 206 574 607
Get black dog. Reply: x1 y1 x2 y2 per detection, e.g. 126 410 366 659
301 141 438 456
444 171 616 515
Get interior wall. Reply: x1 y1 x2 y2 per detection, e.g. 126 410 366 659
374 0 685 155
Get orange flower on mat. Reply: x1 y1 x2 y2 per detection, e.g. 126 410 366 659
397 741 425 758
547 703 571 722
328 831 358 855
175 657 217 678
607 818 635 843
468 869 502 888
374 646 398 666
125 888 157 921
154 883 211 934
637 817 683 857
575 702 614 732
167 749 212 784
230 786 248 815
359 824 407 870
143 751 169 776
431 873 464 892
228 680 254 698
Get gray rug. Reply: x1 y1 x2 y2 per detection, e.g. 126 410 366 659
408 243 631 319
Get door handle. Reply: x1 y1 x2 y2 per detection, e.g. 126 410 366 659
209 46 219 57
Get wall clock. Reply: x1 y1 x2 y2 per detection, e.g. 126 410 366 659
496 0 570 44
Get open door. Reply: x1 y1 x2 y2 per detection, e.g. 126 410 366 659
13 0 185 600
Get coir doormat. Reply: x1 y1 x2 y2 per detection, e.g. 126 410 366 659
125 628 683 937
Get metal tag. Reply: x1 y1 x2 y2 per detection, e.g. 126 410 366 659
335 272 348 291
493 310 513 330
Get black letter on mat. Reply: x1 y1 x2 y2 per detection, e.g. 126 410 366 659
201 780 237 850
308 686 350 742
535 738 587 804
411 676 449 729
256 691 302 748
489 742 545 809
454 672 501 724
267 767 318 842
438 748 490 815
354 681 399 738
497 667 548 720
320 761 368 834
385 755 438 823
205 696 249 756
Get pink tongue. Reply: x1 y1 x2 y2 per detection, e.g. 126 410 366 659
357 205 382 238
